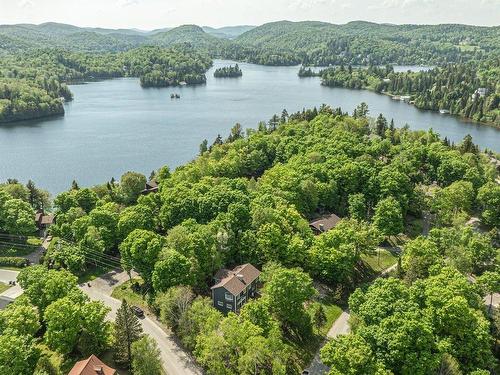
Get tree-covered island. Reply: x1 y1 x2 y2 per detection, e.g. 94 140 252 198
214 64 243 78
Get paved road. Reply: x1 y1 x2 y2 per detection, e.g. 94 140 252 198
0 269 20 284
0 269 22 309
81 270 202 375
327 310 351 339
0 268 202 375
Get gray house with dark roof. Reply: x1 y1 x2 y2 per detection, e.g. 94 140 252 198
211 263 260 314
309 213 341 235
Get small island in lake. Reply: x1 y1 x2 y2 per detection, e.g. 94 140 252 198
298 66 320 77
214 64 243 78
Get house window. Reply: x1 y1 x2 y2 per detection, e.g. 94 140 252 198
225 292 233 301
217 301 223 307
226 304 232 309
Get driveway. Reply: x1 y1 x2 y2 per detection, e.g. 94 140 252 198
81 270 202 375
0 269 21 309
327 310 351 339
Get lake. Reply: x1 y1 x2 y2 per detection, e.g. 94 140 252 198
1 60 499 194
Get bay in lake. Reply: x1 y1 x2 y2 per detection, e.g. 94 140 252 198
1 60 499 193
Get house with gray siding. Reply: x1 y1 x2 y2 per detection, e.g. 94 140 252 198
211 263 260 314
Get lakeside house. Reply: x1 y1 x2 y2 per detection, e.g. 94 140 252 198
141 179 158 195
309 213 342 235
68 354 116 375
472 88 488 100
211 263 260 314
35 210 55 237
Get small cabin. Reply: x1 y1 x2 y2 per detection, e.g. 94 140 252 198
35 210 55 238
309 213 342 235
211 264 260 314
141 179 158 195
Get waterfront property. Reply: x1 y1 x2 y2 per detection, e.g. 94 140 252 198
211 263 260 314
3 61 499 194
309 213 342 235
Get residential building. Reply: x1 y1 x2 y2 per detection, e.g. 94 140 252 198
141 179 158 195
35 210 55 237
472 87 488 100
67 354 116 375
309 213 342 235
211 263 260 314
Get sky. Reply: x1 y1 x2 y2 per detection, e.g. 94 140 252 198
0 0 499 29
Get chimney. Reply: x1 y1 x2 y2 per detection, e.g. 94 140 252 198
94 366 104 375
236 274 246 284
319 223 325 232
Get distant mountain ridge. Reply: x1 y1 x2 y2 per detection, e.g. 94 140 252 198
0 20 498 65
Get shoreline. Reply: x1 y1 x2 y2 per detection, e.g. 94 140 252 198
318 79 499 130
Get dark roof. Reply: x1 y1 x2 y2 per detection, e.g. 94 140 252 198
68 355 116 375
214 268 232 281
211 263 260 295
309 213 342 233
141 180 159 195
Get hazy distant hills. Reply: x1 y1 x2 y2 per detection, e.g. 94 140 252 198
0 22 256 54
202 25 256 39
0 20 498 65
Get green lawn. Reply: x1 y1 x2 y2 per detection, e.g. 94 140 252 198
0 282 10 294
78 265 116 283
296 298 343 367
317 302 343 337
111 278 149 311
362 248 398 273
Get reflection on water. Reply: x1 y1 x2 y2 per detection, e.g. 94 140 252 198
1 60 498 193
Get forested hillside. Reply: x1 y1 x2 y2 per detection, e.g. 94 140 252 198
320 58 500 126
0 23 146 54
1 20 499 65
0 46 211 122
3 105 498 374
234 20 500 65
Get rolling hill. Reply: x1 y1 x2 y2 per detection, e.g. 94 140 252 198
0 20 499 65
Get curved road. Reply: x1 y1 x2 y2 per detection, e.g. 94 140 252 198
81 270 203 375
0 268 202 375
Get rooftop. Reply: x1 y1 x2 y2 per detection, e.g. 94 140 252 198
309 213 342 233
68 355 116 375
211 263 260 295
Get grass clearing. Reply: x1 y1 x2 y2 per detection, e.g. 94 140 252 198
297 296 343 367
0 282 10 294
78 265 116 283
111 278 149 310
317 301 342 337
362 248 398 273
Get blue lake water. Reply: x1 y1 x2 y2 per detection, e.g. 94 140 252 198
1 60 499 194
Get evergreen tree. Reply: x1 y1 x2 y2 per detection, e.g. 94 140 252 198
113 300 143 367
199 139 208 155
280 109 289 123
26 180 37 209
375 114 388 137
71 180 79 190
